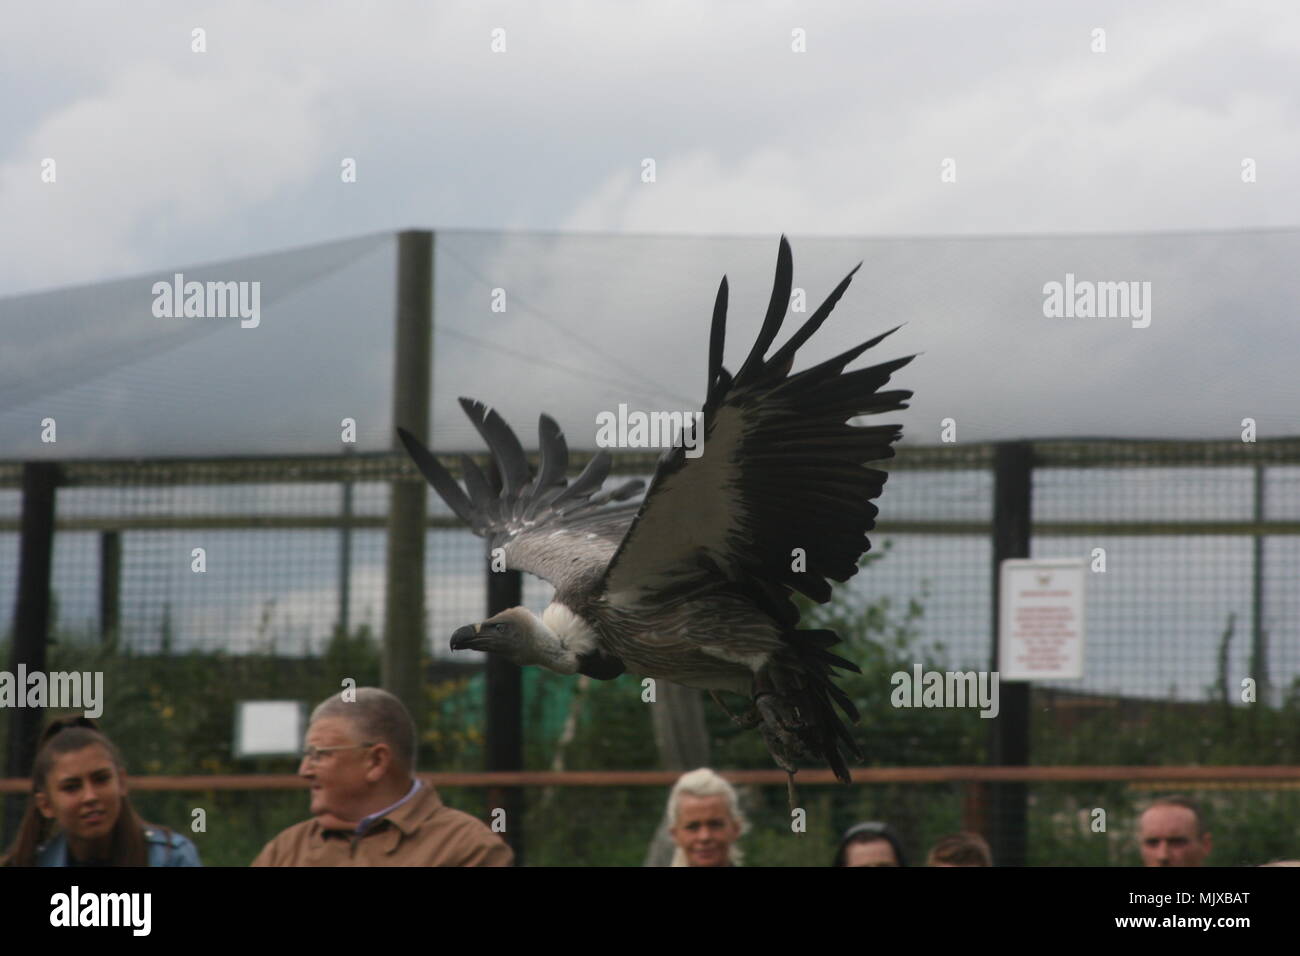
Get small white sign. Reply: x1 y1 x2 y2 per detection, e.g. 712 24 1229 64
234 700 306 758
998 558 1086 680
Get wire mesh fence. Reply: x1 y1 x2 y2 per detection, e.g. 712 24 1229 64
2 438 1297 863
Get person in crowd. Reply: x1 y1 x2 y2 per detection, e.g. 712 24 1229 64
926 831 993 866
1137 795 1211 867
2 716 200 867
666 767 748 867
832 820 908 866
251 687 512 866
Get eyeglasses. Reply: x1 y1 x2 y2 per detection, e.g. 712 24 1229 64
300 742 376 764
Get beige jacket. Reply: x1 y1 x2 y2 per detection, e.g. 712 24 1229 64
251 783 513 867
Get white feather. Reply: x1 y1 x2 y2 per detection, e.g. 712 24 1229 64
541 602 600 657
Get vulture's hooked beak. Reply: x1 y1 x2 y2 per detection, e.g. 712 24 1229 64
451 620 516 655
450 624 482 651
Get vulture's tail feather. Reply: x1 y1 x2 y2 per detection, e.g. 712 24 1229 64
769 627 865 784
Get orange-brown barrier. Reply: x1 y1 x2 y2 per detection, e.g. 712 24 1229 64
3 765 1299 793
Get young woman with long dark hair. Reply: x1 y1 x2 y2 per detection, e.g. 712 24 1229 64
2 716 200 867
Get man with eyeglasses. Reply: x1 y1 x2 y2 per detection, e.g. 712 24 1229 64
251 687 512 866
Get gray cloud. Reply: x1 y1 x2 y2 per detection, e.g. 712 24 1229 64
1 1 1296 455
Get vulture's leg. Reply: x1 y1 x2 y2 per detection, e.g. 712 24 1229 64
753 666 812 788
709 690 762 729
755 695 802 770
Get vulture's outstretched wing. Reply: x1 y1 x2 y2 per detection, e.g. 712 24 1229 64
601 235 913 615
398 399 644 594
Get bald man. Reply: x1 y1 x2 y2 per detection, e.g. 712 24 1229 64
1138 796 1211 867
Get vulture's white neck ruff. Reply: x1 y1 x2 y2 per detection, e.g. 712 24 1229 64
515 603 600 675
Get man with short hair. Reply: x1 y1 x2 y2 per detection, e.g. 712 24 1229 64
926 832 992 867
1137 796 1211 867
251 688 512 866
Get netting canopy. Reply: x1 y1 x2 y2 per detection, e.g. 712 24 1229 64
2 227 1297 460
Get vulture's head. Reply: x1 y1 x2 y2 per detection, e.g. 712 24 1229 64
450 607 534 662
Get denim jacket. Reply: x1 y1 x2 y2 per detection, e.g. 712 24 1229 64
36 825 202 866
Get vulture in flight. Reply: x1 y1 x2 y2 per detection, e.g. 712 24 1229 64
398 236 913 790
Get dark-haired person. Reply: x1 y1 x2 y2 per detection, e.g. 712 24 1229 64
2 717 200 867
832 821 907 867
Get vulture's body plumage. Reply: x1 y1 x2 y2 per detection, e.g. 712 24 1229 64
399 237 913 785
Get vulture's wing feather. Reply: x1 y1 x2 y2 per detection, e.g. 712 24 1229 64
398 412 643 594
601 235 913 614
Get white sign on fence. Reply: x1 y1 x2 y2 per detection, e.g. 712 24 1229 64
234 700 306 758
998 558 1086 681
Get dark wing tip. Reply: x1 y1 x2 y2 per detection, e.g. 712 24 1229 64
395 425 422 456
395 425 476 525
708 274 729 395
736 235 795 384
457 395 486 418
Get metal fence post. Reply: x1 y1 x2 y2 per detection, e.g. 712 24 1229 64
989 442 1033 866
3 461 60 845
486 563 525 864
1251 463 1269 706
338 445 355 638
99 530 120 650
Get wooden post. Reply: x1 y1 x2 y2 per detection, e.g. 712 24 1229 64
960 781 989 836
384 230 433 730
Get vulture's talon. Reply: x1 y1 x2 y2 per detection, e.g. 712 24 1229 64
710 690 762 729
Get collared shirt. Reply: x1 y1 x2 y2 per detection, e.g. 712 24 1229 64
36 826 202 867
250 781 513 867
356 779 422 835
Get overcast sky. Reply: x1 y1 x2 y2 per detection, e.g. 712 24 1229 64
3 3 1298 688
2 1 1298 454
